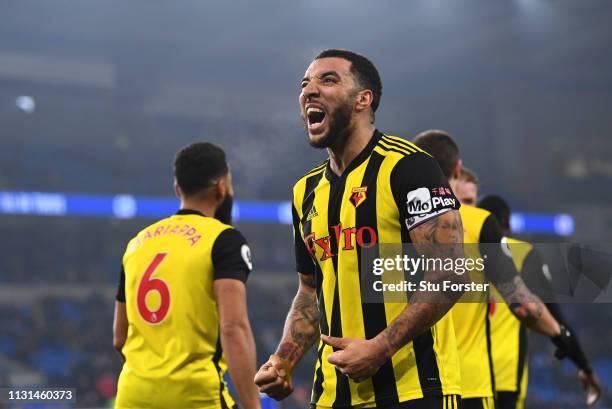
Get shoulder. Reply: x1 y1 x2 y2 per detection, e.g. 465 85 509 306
506 236 528 246
292 160 328 204
294 160 327 187
375 133 431 160
374 133 438 174
459 203 492 222
123 217 170 255
506 236 535 258
214 226 248 246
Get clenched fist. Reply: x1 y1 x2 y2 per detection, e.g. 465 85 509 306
254 355 293 400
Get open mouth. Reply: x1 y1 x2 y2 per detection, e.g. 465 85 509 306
306 107 327 132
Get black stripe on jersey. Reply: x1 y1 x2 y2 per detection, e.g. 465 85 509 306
356 150 400 405
381 136 418 153
377 145 413 157
485 304 496 396
376 140 414 157
326 173 351 408
379 140 413 156
303 161 328 178
212 332 229 409
300 170 327 404
383 135 424 153
301 169 326 280
312 340 325 402
399 202 443 395
516 324 527 394
412 331 443 396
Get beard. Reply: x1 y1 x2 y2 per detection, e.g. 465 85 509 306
304 99 354 149
214 194 234 225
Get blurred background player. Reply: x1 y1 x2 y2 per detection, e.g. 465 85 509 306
454 167 479 206
478 194 602 408
255 49 465 409
113 143 261 409
413 130 583 409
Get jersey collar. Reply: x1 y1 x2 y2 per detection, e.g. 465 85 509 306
325 129 382 182
175 209 208 217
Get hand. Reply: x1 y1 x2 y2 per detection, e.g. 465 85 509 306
254 355 293 400
321 334 390 383
579 370 602 406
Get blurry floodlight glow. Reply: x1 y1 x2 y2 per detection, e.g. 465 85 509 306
112 195 137 219
0 191 574 235
16 95 35 113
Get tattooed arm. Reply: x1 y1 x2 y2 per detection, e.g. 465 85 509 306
254 273 319 399
276 273 320 367
478 215 561 336
493 275 560 336
373 209 468 357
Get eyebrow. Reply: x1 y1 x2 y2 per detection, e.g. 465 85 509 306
301 70 341 83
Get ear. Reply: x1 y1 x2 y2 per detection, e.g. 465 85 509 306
354 89 373 113
174 181 181 199
215 177 228 203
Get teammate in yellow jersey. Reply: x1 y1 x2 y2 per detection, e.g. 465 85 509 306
255 49 466 409
477 194 602 409
413 130 586 409
113 142 261 409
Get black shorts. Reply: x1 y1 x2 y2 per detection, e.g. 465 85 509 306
461 397 495 409
311 395 461 409
496 392 523 409
381 395 462 409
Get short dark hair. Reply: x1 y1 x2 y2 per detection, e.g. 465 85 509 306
460 167 479 186
315 49 382 113
174 142 228 196
478 194 511 231
412 130 460 179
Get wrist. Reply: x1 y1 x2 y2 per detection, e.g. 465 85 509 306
273 342 301 372
372 334 395 360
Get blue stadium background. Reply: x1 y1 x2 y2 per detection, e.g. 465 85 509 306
1 1 611 408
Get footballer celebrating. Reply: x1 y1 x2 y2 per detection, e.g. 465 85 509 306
255 49 466 409
113 143 260 409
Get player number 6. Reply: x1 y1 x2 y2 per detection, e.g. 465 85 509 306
137 253 171 324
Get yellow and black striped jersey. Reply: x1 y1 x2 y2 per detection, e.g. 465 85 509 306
452 205 499 399
292 130 462 408
115 209 252 409
489 238 536 396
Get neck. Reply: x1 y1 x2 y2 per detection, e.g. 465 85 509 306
180 198 216 217
327 122 375 176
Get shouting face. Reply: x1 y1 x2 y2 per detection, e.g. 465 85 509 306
299 57 360 149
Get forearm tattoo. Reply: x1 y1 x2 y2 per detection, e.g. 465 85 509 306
497 275 544 326
276 274 320 365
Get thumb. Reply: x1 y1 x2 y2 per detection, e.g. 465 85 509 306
321 334 350 350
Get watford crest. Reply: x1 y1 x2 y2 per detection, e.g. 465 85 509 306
349 186 368 208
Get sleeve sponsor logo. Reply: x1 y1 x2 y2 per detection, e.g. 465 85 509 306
407 187 456 215
241 244 253 271
500 236 513 258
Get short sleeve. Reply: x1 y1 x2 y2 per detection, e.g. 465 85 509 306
522 248 555 301
116 266 126 302
390 153 460 231
479 214 519 284
211 229 252 283
293 204 316 275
